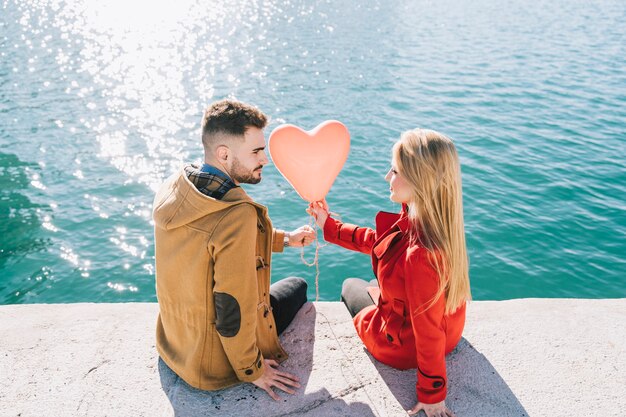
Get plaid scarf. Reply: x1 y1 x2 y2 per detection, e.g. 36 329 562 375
185 164 238 200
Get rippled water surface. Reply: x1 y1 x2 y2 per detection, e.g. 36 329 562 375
1 0 625 303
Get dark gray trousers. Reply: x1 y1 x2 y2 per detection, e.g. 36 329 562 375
270 276 308 335
340 277 378 318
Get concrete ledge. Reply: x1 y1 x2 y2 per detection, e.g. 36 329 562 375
1 299 624 416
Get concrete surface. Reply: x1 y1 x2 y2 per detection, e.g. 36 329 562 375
0 299 624 417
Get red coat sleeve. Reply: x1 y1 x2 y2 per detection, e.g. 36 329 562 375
322 216 377 254
404 248 447 404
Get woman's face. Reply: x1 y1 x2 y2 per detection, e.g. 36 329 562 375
385 156 412 204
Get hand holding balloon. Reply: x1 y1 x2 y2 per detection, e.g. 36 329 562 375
306 200 330 229
269 120 348 302
287 225 316 247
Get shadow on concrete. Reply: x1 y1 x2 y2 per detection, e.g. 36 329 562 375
158 303 377 416
369 337 529 417
277 302 317 392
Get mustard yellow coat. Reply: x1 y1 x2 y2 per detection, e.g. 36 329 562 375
153 167 287 390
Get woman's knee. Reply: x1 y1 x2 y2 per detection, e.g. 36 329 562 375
341 277 368 300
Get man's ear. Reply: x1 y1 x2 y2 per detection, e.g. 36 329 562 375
215 145 229 164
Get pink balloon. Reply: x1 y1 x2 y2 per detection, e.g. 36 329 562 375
268 120 350 202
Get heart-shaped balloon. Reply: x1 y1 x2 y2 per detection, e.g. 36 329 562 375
268 120 350 202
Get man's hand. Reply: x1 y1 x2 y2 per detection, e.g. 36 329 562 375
251 359 301 401
288 225 316 247
408 400 456 417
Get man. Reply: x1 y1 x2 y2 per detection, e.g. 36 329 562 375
153 99 315 400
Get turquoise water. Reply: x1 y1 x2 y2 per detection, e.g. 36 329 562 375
1 0 625 304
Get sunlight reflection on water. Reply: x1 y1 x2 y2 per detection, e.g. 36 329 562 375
2 0 625 303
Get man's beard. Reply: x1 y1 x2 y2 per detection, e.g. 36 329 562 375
230 157 262 184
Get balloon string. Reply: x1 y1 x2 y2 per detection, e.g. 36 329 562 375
300 214 327 301
300 211 343 301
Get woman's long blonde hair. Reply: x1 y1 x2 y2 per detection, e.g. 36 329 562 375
394 128 471 314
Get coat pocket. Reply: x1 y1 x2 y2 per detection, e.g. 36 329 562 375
382 298 405 347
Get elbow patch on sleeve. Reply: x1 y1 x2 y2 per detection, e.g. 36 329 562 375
214 292 241 337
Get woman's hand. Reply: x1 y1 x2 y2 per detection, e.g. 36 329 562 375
251 359 300 401
306 199 330 229
408 400 456 417
288 225 316 247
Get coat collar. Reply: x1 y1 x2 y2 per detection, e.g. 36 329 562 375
372 205 414 259
375 204 411 235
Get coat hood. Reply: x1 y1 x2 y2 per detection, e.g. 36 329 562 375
153 165 254 230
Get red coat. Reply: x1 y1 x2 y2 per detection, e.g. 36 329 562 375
323 209 466 404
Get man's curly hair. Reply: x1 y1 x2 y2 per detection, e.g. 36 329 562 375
202 100 268 146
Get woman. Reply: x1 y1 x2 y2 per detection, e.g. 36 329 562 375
308 128 471 417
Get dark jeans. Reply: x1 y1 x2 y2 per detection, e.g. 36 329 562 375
270 276 308 335
341 277 378 318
